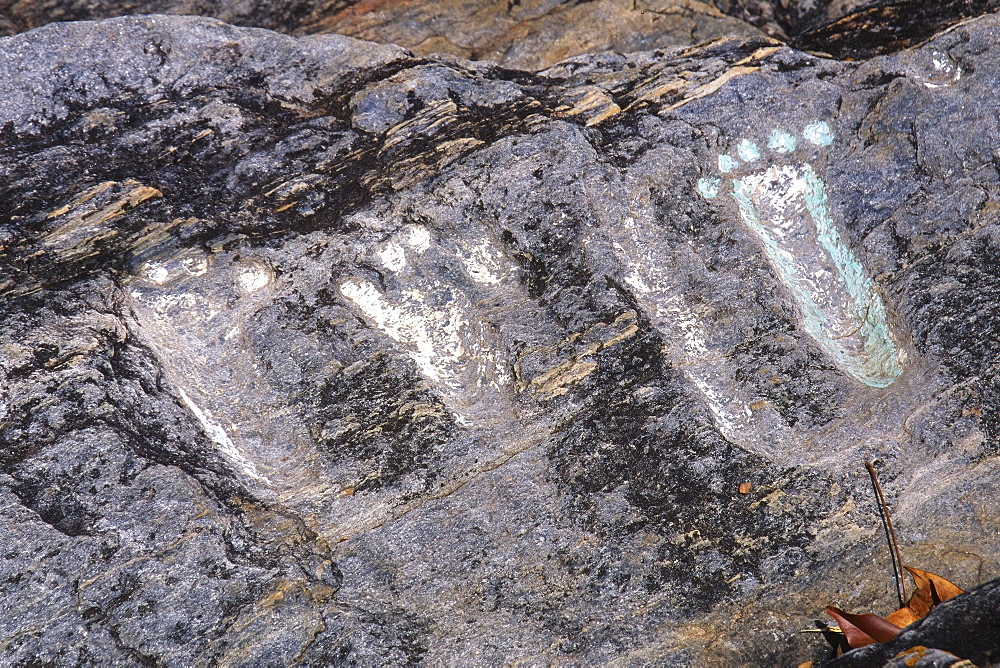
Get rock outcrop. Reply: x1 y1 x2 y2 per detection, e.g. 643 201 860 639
3 1 1000 67
1 8 1000 667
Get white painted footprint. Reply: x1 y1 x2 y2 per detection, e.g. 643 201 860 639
698 121 904 388
339 225 513 421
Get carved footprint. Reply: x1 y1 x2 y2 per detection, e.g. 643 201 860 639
339 225 513 421
127 250 278 488
608 215 782 450
698 121 904 388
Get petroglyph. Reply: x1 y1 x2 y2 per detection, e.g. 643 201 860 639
698 121 904 388
126 250 282 490
609 217 791 453
339 225 515 421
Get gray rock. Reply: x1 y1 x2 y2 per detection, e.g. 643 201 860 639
1 12 1000 666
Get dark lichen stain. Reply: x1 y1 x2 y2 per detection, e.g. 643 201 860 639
0 57 553 300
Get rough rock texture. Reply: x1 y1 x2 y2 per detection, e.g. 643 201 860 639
0 0 766 71
2 0 1000 68
716 0 1000 57
299 0 763 71
2 10 1000 667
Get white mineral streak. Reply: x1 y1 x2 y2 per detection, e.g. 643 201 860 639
406 225 431 252
660 295 751 440
145 292 200 313
379 241 407 271
142 261 170 284
181 255 209 276
176 386 271 485
922 52 962 88
130 290 219 322
615 221 653 294
738 166 807 221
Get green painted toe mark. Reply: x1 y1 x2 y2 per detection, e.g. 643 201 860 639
737 139 761 162
719 154 739 173
697 176 721 199
803 121 834 146
768 130 796 153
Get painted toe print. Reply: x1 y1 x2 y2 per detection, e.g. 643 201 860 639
698 121 904 388
340 225 513 421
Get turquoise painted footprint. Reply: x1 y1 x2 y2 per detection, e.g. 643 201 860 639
698 121 904 388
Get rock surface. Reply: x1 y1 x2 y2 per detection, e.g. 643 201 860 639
2 1 999 68
0 0 766 71
1 9 1000 667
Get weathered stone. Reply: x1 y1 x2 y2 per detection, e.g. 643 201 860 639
2 1 998 68
789 0 1000 59
0 0 764 70
1 9 1000 666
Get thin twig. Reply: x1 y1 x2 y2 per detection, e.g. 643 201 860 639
866 461 906 607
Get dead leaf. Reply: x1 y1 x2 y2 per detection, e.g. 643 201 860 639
826 606 901 648
823 568 964 652
886 567 964 629
905 566 963 603
884 605 921 629
739 482 752 494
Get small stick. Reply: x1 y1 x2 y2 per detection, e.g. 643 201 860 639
866 461 906 608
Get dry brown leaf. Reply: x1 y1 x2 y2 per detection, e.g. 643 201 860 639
826 606 902 648
905 566 963 604
885 567 964 629
823 567 964 652
884 605 921 628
